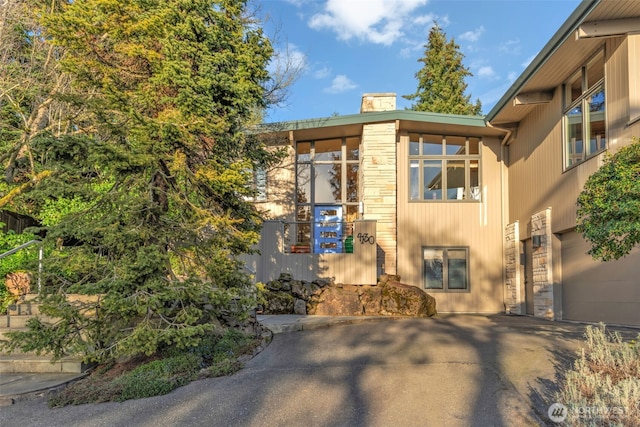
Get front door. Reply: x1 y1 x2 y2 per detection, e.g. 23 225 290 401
314 205 343 253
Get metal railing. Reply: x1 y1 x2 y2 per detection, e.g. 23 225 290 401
0 239 43 293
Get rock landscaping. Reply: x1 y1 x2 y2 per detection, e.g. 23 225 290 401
260 273 437 317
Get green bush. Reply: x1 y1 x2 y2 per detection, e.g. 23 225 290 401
48 328 258 407
555 324 640 426
114 353 200 401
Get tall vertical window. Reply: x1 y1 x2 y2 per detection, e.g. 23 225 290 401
295 137 360 244
409 134 481 201
564 49 606 168
423 247 469 291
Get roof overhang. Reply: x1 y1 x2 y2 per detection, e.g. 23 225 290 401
488 0 640 126
257 110 506 144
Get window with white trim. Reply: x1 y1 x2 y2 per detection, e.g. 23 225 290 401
423 247 469 292
564 49 606 169
409 134 481 201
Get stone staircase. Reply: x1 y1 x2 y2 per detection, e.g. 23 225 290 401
0 295 88 374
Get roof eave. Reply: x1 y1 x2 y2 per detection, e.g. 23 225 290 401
486 0 601 122
259 110 489 134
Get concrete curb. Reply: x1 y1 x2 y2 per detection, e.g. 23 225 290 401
256 314 406 334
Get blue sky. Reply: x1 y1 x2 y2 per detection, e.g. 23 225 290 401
258 0 581 123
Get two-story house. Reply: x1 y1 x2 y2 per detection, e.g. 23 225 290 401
246 0 640 327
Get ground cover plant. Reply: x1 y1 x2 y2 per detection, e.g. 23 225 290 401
48 328 260 407
555 324 640 426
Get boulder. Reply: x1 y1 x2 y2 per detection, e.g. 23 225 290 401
263 290 294 314
293 298 307 315
359 286 382 315
308 285 363 315
5 271 31 297
291 281 316 300
380 281 437 317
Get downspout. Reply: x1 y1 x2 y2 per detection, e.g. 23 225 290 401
487 123 513 312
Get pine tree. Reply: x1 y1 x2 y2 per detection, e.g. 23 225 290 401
404 22 482 115
2 0 283 362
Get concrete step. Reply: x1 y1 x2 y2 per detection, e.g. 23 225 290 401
7 302 41 316
0 315 54 329
0 327 28 342
0 354 88 374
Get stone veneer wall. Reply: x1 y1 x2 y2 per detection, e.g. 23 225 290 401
360 94 398 275
531 208 557 319
504 221 522 314
361 121 397 275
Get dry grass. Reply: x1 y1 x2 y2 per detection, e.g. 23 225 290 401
555 324 640 426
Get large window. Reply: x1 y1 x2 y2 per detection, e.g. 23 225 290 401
295 137 360 244
423 247 469 292
564 49 606 169
409 134 481 201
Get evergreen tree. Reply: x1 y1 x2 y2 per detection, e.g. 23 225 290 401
2 0 282 362
404 22 482 115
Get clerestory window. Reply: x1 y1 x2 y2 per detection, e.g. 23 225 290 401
563 49 606 169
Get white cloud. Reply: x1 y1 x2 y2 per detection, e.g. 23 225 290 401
324 74 358 94
268 43 308 76
309 0 429 46
413 13 437 26
459 26 485 42
314 66 332 79
477 65 496 79
499 39 521 55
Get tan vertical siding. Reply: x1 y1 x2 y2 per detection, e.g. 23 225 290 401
396 135 505 313
245 220 377 285
361 122 397 275
508 36 639 236
629 34 640 123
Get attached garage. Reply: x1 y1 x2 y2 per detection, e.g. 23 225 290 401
561 231 640 327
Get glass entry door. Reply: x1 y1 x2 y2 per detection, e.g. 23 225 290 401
314 205 343 253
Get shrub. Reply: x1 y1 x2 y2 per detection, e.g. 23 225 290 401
114 353 201 401
48 328 258 407
555 324 640 426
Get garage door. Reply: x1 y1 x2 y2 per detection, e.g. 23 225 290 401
561 231 640 326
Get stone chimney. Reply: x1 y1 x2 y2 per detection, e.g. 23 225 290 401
360 93 396 113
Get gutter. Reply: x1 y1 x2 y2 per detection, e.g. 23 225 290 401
487 123 513 313
486 0 601 122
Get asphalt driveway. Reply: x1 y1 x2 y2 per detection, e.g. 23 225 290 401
2 314 633 427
